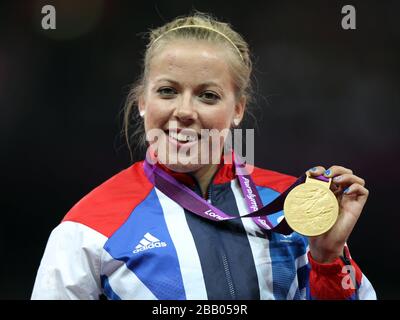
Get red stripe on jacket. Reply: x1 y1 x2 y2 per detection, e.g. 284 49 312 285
63 162 153 238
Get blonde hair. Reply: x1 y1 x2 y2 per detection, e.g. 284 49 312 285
123 12 254 158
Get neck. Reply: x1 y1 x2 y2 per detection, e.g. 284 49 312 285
192 163 219 198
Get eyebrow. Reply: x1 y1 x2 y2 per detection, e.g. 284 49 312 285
154 77 223 90
155 78 180 86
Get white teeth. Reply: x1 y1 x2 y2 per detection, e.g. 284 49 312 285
169 131 198 142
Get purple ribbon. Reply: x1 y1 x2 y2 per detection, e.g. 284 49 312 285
143 156 327 235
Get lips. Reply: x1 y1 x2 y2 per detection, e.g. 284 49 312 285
164 128 201 144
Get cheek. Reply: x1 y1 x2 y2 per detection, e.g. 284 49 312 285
144 101 171 129
201 107 234 130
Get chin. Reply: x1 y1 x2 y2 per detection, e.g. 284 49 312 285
152 136 222 173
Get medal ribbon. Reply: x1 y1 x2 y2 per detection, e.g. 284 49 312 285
143 156 328 235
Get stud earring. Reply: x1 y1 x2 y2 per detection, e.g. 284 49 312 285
139 110 145 117
233 119 240 126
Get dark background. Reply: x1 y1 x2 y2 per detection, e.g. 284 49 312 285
1 0 399 299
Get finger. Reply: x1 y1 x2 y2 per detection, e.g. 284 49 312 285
333 187 344 198
332 173 366 187
307 166 326 177
323 165 353 178
343 183 369 198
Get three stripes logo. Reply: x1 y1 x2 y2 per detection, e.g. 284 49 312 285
133 232 167 254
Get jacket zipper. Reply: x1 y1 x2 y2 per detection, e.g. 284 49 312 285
207 182 236 299
191 171 237 299
221 252 236 299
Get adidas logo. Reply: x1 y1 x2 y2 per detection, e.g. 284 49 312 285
133 232 167 254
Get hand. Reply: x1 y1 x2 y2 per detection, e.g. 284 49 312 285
306 165 369 263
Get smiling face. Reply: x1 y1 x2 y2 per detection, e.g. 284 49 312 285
139 39 245 173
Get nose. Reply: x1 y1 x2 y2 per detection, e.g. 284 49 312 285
173 92 197 124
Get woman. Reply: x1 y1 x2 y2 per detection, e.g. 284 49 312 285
32 13 376 300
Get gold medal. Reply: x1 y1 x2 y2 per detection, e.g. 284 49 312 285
283 172 339 236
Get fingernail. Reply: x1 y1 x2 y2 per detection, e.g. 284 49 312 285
324 169 331 176
333 176 341 182
310 167 317 172
344 187 350 194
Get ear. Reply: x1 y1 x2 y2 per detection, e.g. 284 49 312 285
233 95 246 126
138 94 146 117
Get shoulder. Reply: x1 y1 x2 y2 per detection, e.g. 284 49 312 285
63 161 154 238
250 165 297 193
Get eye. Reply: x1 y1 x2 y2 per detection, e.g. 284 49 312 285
200 91 220 103
157 87 177 97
